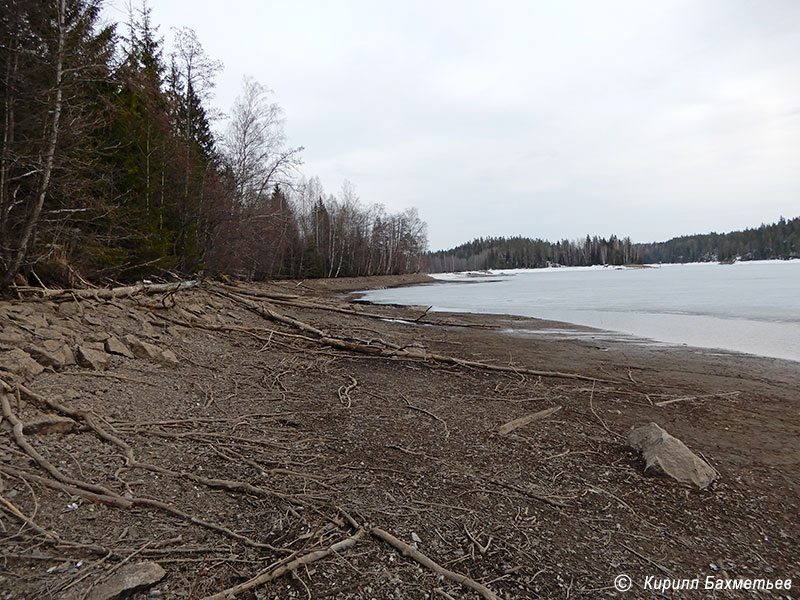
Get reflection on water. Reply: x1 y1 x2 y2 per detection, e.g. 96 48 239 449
357 261 800 362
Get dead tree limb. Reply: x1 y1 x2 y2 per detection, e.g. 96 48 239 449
402 394 449 438
370 526 501 600
496 405 562 435
1 392 126 500
338 376 358 408
212 288 608 383
201 529 365 600
0 464 132 509
216 283 300 300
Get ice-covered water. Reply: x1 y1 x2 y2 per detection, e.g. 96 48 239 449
357 261 800 362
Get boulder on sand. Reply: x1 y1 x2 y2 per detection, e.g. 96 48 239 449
628 422 718 489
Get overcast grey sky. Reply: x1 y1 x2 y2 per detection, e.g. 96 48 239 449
104 0 800 250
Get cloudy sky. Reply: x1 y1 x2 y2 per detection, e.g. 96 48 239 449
103 0 800 250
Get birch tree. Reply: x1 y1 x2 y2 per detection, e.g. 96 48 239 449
222 76 302 207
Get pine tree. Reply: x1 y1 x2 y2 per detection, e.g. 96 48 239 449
0 0 114 287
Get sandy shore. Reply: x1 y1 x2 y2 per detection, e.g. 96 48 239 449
0 275 797 598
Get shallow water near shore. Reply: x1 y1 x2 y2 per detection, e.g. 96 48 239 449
357 260 800 362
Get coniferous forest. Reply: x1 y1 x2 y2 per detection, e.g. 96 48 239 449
0 0 427 290
427 217 800 272
637 216 800 264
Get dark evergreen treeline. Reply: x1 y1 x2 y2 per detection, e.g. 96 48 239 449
638 216 800 263
427 216 800 272
427 235 639 272
0 0 427 289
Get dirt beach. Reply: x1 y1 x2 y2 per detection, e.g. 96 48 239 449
0 275 797 599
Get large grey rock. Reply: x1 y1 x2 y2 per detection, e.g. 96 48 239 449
105 336 134 359
25 340 75 370
75 345 111 371
0 326 27 343
33 327 65 340
629 422 718 489
123 335 161 360
23 415 77 435
0 348 44 380
159 348 179 366
87 561 166 600
11 311 49 329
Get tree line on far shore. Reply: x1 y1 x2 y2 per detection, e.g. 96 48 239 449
0 0 427 290
638 216 800 264
427 235 639 272
427 216 800 272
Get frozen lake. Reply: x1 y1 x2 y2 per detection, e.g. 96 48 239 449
357 261 800 362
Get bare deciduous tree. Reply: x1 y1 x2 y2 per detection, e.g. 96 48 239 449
222 76 303 207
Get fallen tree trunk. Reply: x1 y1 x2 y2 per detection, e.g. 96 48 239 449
11 281 198 301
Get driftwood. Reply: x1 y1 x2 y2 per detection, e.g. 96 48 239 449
1 380 306 550
654 391 740 407
216 282 300 300
1 392 124 500
496 405 562 435
221 282 406 320
228 283 499 329
417 352 606 383
370 526 500 600
11 281 198 301
214 288 607 383
0 464 133 509
403 394 449 438
201 529 365 600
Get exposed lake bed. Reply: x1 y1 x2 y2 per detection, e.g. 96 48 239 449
1 274 798 599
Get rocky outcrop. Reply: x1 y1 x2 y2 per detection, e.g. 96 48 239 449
629 422 718 489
